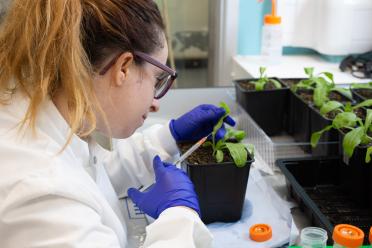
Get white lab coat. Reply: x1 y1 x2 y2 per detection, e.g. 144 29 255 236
0 92 212 248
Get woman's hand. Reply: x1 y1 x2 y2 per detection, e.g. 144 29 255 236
169 104 235 142
127 156 200 219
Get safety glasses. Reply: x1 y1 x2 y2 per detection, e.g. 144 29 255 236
99 51 177 99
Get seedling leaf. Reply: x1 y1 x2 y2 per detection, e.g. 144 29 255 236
343 127 364 158
365 146 372 163
216 149 224 163
320 101 343 116
269 78 282 89
225 143 247 167
311 125 333 147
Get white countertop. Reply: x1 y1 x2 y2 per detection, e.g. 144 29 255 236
232 55 371 85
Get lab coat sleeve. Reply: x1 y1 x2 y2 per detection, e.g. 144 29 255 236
0 176 121 247
103 123 179 199
145 207 213 248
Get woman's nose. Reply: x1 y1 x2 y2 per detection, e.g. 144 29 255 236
149 98 160 112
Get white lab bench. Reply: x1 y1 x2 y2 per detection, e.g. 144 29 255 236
232 55 371 85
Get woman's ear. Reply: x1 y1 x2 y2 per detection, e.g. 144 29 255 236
112 52 134 86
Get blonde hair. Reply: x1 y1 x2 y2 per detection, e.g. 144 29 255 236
0 0 96 142
0 0 164 145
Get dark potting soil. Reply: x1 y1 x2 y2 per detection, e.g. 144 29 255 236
355 89 372 99
298 91 313 104
329 91 348 102
239 81 278 91
178 142 233 165
325 108 365 120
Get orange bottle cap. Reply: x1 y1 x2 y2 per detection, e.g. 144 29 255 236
264 14 281 25
332 224 364 248
369 227 372 244
249 224 272 242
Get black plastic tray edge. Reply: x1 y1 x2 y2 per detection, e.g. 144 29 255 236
276 157 336 234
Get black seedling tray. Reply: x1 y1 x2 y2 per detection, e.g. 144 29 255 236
235 78 289 136
277 157 372 245
182 159 253 224
352 88 372 104
280 79 311 151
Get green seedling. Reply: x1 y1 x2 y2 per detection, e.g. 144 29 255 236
350 82 372 90
292 67 352 108
203 102 254 167
343 109 372 163
310 99 372 148
249 67 282 91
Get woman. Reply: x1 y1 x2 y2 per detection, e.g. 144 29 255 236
0 0 234 247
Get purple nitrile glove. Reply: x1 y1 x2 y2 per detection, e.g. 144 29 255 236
127 156 200 219
169 104 236 142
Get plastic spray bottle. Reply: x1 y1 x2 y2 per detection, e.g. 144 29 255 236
260 0 283 64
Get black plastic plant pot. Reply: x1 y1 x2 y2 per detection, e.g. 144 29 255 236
280 79 310 143
352 88 372 103
234 78 289 136
182 159 253 224
277 157 372 245
340 135 372 207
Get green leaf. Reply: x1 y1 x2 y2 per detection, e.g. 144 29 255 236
343 127 364 158
344 102 353 112
332 112 359 129
313 80 328 108
353 99 372 110
304 67 314 77
331 87 352 100
350 82 372 90
259 67 266 78
255 80 266 91
321 72 334 83
365 109 372 134
203 141 212 147
225 143 247 167
219 101 230 115
225 128 246 142
234 130 246 142
245 143 255 157
215 149 224 163
320 101 344 116
311 125 333 147
296 79 315 90
215 139 225 150
269 79 282 89
365 146 372 163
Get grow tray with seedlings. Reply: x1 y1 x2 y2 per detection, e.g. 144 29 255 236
277 157 372 245
281 68 354 155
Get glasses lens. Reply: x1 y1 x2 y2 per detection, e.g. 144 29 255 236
154 73 172 99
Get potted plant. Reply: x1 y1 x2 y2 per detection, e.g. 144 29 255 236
234 67 289 136
351 82 372 103
179 102 254 224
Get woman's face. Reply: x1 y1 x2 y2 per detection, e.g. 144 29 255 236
93 40 169 138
